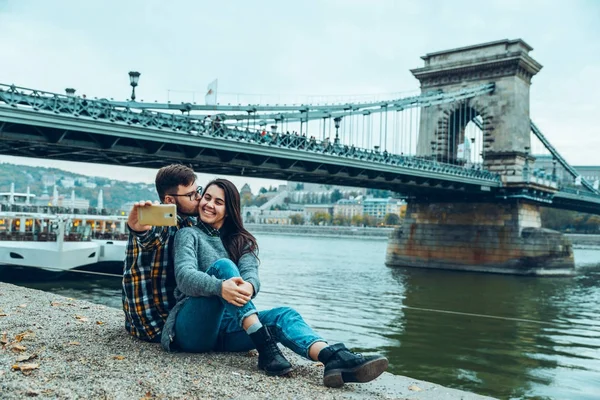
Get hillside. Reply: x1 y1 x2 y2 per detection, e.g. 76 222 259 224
0 163 157 211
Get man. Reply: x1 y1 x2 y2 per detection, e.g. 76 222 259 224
122 164 201 342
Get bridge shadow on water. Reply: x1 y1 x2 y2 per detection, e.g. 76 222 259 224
382 264 600 400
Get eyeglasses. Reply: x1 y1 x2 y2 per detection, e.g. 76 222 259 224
167 186 203 201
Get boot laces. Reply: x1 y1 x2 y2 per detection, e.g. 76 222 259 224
264 338 283 359
338 349 364 363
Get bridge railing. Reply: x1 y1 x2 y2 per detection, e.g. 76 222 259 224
0 83 500 184
208 123 500 182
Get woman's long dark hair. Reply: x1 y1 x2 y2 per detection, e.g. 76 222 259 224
202 178 258 264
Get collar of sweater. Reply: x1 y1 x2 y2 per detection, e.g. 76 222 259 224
177 215 197 228
197 220 221 237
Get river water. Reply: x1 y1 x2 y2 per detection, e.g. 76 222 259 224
3 234 600 400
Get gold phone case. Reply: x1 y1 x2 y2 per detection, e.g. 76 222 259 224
138 204 177 226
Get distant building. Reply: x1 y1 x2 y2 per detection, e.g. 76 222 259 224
363 198 405 220
242 205 260 223
60 177 75 188
287 181 366 204
262 191 279 200
385 199 406 216
240 183 252 196
42 174 56 187
303 204 333 221
572 166 600 187
259 191 289 211
333 199 363 219
532 154 600 187
255 210 295 225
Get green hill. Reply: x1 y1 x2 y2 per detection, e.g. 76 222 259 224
0 163 157 211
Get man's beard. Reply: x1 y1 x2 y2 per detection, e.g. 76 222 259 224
178 209 197 217
174 200 198 217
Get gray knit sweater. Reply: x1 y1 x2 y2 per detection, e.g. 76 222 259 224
161 226 260 351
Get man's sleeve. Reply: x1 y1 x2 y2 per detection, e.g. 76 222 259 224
128 225 168 250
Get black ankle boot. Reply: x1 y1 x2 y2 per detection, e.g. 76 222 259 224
318 343 388 388
248 326 294 376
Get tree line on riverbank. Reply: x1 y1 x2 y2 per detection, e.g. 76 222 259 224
541 207 600 233
288 212 402 227
288 208 600 231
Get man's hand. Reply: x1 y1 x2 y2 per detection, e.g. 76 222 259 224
127 200 157 232
221 277 252 307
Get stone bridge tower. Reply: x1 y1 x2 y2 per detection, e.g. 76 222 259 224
412 39 542 177
386 39 574 275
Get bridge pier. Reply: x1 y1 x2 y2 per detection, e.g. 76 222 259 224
385 200 574 275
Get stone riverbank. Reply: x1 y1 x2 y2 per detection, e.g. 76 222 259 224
0 282 494 399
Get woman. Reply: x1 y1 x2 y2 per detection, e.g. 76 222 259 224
161 178 388 388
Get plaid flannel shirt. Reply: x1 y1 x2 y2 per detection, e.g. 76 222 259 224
122 216 196 341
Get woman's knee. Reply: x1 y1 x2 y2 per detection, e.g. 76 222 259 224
211 258 240 278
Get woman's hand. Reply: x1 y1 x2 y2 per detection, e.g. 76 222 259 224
238 281 254 298
221 277 252 307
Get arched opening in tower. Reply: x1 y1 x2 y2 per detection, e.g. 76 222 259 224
435 103 483 166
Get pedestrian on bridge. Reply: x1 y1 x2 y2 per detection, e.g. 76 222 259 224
163 178 389 387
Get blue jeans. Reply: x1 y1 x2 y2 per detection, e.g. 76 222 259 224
174 258 325 359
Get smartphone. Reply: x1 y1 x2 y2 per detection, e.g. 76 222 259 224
138 204 177 226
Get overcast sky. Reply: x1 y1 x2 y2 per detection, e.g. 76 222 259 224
0 0 599 192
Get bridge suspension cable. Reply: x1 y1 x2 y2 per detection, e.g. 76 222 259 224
473 117 599 195
530 121 598 194
202 83 495 124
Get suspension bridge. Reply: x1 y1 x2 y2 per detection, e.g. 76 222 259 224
0 39 597 275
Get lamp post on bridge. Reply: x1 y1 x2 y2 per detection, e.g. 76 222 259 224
523 146 530 181
334 116 342 145
128 71 141 101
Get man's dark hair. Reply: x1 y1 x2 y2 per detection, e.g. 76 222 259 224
155 164 196 202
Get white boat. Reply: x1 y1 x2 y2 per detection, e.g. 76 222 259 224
0 210 128 273
94 238 128 266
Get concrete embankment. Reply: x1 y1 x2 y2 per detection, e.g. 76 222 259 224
567 234 600 247
0 282 494 399
247 224 393 239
